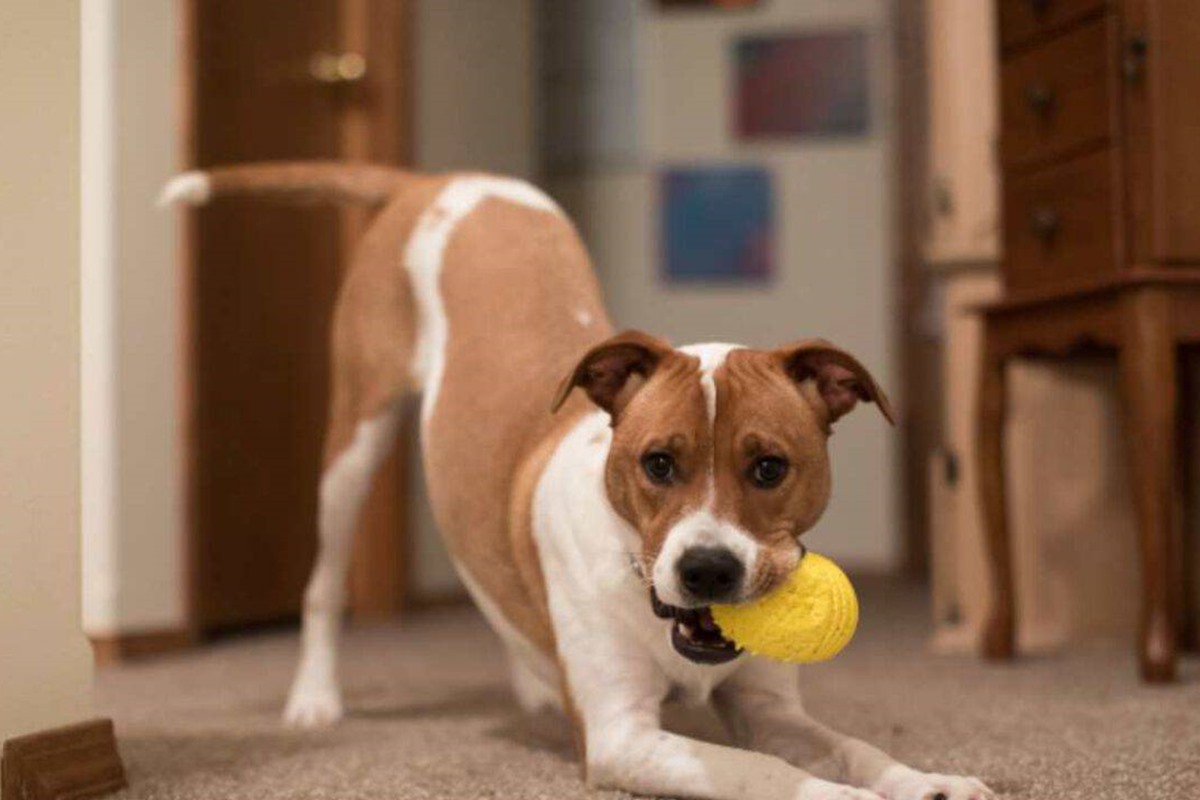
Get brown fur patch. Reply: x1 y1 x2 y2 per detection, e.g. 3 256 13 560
322 174 449 463
418 197 611 656
711 349 834 594
601 351 713 564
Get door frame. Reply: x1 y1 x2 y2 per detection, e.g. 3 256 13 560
895 0 934 577
177 0 416 634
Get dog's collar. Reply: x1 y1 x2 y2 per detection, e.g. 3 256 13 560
629 554 645 579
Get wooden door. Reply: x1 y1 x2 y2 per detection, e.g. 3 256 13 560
183 0 412 631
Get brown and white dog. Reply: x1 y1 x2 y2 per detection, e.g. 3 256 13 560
162 163 992 800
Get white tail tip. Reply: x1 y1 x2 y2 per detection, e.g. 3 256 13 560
157 171 210 207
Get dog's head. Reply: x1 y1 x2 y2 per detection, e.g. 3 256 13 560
552 330 893 664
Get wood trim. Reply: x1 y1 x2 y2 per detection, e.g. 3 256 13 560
896 0 932 576
90 628 195 666
999 1 1109 55
1177 349 1197 651
2 719 125 800
977 267 1200 315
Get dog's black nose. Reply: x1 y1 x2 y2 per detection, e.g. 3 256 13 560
677 547 744 602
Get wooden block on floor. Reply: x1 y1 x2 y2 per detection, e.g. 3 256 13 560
2 718 126 800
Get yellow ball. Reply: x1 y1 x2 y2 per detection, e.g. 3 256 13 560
711 552 858 663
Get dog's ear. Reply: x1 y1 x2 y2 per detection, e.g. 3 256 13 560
552 330 674 418
775 339 895 428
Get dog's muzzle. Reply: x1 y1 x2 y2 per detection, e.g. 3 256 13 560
651 587 742 665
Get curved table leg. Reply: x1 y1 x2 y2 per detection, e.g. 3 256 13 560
1119 288 1178 683
977 335 1014 660
1178 352 1196 652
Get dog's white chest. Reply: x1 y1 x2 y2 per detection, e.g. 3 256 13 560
532 412 744 707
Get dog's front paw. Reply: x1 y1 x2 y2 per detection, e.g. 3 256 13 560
797 777 884 800
283 681 343 728
872 766 994 800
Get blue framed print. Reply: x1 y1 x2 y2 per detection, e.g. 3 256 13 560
661 165 774 284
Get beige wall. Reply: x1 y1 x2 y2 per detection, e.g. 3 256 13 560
0 1 93 741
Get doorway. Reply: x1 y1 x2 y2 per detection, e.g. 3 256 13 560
181 0 413 631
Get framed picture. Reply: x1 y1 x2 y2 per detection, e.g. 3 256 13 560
734 30 870 139
661 166 774 284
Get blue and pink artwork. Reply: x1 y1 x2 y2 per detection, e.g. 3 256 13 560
661 166 773 284
734 30 870 139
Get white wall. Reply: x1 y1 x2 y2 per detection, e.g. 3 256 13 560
553 0 899 569
81 0 185 637
0 0 93 741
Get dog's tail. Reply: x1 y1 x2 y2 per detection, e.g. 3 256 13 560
158 161 408 208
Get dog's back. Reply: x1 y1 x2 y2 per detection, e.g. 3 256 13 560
397 174 613 655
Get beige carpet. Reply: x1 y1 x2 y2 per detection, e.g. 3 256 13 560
96 579 1200 799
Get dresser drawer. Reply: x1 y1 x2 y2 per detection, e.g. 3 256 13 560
1001 18 1112 171
999 0 1108 50
1003 149 1118 294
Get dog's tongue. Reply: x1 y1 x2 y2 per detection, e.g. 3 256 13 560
697 609 719 632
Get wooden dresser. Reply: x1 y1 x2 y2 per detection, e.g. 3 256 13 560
998 0 1200 292
978 0 1200 681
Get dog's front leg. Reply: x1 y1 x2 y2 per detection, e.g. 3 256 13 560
713 660 994 800
587 709 884 800
562 639 881 800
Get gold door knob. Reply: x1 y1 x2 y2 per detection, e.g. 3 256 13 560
309 52 367 84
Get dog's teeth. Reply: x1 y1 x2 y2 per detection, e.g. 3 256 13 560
680 623 695 640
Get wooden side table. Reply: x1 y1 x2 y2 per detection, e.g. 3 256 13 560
977 272 1198 682
982 0 1200 681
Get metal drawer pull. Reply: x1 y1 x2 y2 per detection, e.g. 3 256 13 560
1124 35 1148 83
1026 84 1056 116
1031 207 1061 242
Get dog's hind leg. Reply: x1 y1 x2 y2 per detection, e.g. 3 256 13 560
284 401 402 727
282 184 429 727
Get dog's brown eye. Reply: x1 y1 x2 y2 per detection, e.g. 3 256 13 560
750 456 788 489
641 451 676 485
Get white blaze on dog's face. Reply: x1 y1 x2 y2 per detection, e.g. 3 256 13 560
553 331 893 663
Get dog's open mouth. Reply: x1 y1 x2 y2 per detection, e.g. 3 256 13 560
650 588 742 665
